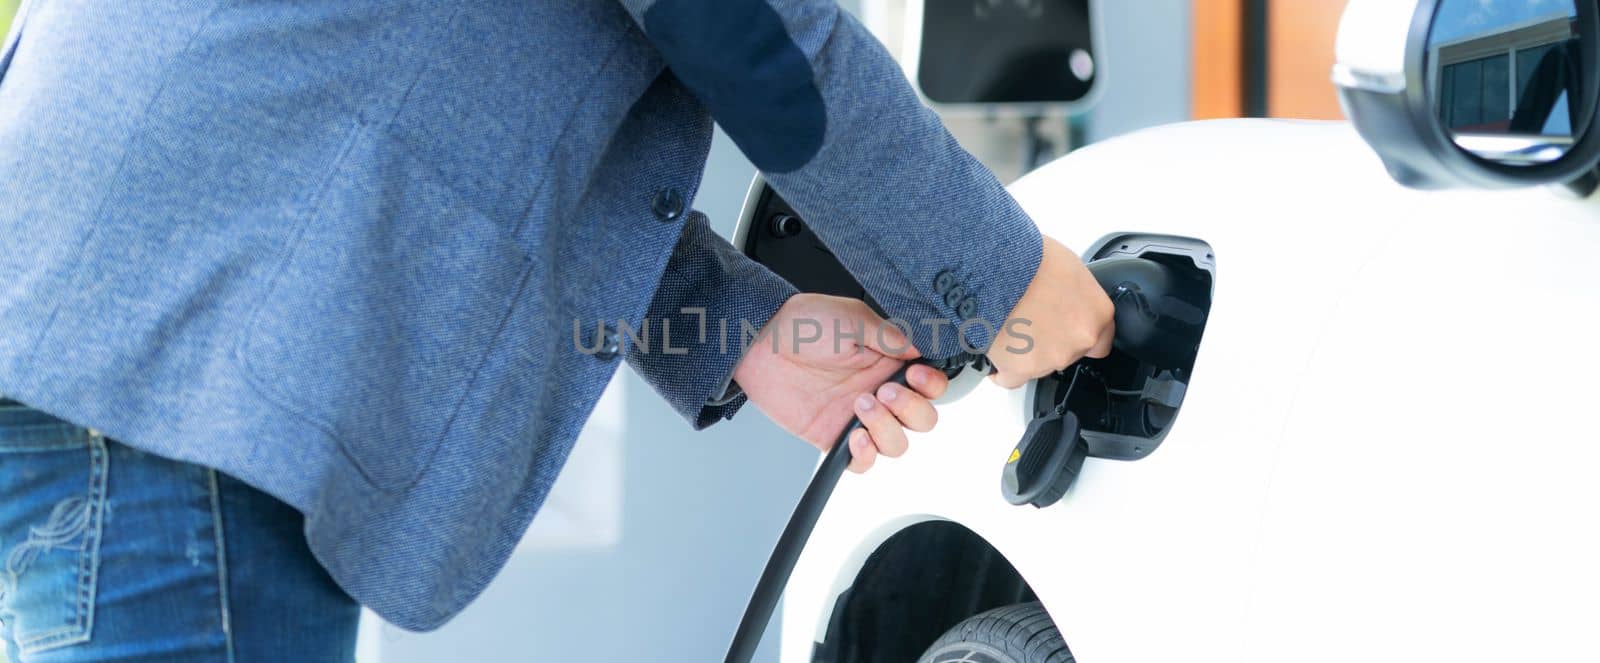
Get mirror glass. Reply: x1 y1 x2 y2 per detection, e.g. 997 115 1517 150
917 0 1096 104
1429 0 1586 164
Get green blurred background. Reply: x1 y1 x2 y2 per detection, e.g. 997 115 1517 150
1 0 16 38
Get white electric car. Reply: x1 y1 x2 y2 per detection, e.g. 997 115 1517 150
734 1 1600 661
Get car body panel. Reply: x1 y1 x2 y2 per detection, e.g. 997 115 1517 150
781 119 1600 662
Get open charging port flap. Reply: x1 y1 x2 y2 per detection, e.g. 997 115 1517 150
1006 234 1214 507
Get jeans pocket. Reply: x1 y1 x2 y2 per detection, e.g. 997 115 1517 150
0 405 107 656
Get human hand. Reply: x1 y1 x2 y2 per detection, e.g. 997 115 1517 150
733 294 950 473
987 236 1116 388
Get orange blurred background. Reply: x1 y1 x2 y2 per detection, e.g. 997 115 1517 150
1193 0 1351 120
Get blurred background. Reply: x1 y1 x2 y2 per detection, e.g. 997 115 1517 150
0 1 1345 661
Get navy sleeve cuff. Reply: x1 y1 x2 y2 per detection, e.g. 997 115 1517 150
626 213 798 430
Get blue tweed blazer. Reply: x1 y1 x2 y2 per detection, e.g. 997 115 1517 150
0 0 1042 628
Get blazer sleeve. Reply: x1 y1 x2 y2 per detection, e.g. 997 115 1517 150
626 213 798 429
617 0 1043 358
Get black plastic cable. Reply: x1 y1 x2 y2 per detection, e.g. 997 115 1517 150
725 354 988 663
722 363 912 663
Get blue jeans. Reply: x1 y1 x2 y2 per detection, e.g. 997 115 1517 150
0 399 359 662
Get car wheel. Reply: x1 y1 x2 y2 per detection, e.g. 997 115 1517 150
916 602 1074 663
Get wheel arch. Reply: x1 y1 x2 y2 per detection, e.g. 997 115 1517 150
808 517 1048 662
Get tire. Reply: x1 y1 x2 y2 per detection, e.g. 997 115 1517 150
916 602 1075 663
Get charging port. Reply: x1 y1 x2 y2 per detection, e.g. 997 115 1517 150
1003 235 1213 507
1029 234 1214 462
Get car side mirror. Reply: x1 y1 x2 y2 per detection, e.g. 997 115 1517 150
1335 0 1600 191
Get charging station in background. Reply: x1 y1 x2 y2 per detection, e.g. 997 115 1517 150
866 0 1104 172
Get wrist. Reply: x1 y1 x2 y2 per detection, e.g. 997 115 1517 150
731 318 780 389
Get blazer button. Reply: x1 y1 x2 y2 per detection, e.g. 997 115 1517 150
593 325 621 361
652 188 685 221
957 297 977 321
943 285 966 309
933 270 956 295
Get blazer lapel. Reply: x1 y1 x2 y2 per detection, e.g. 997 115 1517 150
0 0 34 85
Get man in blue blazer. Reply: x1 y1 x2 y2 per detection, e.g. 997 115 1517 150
0 0 1113 657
